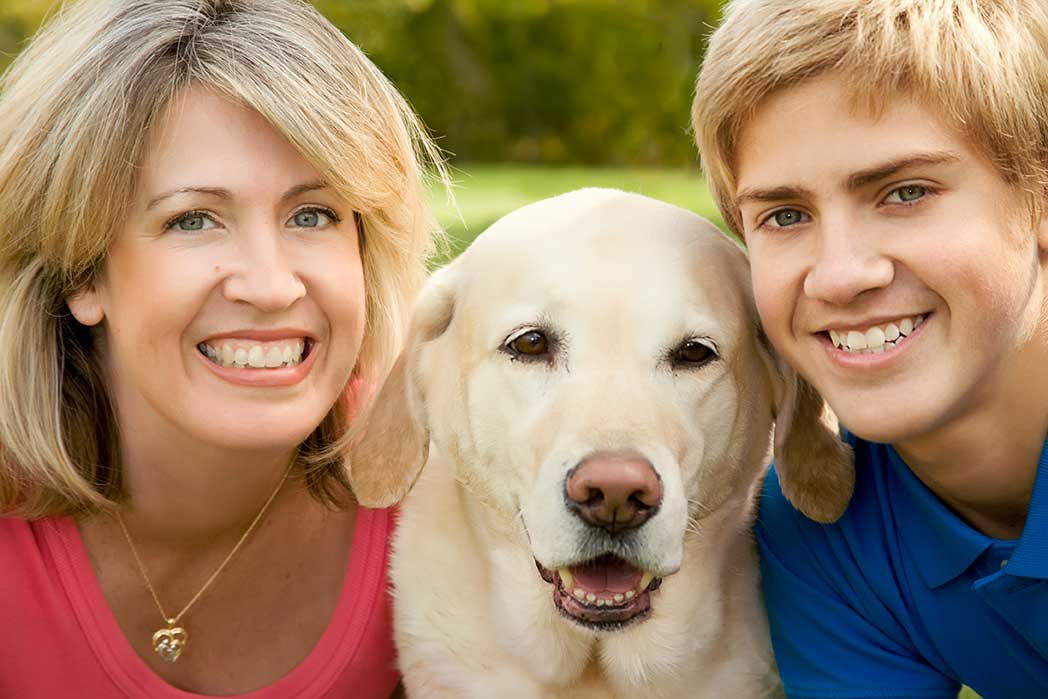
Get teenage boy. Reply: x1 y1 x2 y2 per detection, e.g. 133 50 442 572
692 1 1048 697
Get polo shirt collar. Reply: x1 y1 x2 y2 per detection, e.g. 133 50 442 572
886 445 993 589
1001 433 1048 579
885 433 1048 588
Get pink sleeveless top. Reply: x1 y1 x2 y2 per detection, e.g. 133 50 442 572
0 507 399 698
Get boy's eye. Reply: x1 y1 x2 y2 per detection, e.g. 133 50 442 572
763 208 809 228
288 207 337 228
886 184 928 204
168 211 217 232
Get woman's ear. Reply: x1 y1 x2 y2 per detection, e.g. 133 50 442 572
66 286 104 326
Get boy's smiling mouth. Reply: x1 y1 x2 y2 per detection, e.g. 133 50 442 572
822 314 928 355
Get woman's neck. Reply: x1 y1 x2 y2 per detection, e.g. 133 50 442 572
115 430 300 551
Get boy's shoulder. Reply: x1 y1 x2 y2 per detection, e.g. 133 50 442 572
756 433 913 600
758 431 876 540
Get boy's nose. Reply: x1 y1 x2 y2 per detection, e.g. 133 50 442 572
223 233 306 311
803 227 894 305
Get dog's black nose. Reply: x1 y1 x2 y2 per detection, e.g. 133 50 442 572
565 451 662 534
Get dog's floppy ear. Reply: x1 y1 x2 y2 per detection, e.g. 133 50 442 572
348 271 457 507
760 335 855 523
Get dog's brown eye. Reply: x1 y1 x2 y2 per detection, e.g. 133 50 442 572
673 339 717 366
509 330 549 356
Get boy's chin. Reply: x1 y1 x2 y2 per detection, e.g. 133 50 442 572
831 401 946 447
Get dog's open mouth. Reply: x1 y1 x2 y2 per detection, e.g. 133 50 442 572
536 554 662 631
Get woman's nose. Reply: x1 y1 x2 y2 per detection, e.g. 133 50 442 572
222 230 306 311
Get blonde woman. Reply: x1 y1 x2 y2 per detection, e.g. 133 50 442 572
0 1 444 696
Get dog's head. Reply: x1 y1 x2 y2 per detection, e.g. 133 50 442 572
350 189 853 631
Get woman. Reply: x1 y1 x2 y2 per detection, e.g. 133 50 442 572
0 1 445 696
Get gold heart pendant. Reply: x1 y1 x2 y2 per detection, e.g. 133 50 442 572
152 625 188 663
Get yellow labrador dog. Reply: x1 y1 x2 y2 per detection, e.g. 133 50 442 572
351 189 853 698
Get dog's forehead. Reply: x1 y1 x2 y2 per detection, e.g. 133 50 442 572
465 188 742 276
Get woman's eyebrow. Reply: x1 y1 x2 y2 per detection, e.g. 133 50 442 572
144 180 329 211
146 186 230 210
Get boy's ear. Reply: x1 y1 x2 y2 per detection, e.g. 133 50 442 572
758 334 855 523
347 270 457 508
66 286 105 326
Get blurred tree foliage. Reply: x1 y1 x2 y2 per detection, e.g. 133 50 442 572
316 0 722 166
0 0 723 166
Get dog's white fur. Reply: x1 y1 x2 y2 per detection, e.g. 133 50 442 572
350 189 854 699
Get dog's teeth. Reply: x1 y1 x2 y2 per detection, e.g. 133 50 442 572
613 593 624 603
586 593 596 603
625 590 635 599
558 568 573 590
639 572 654 591
596 599 606 607
573 588 586 601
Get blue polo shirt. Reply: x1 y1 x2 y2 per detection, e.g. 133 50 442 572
756 433 1048 699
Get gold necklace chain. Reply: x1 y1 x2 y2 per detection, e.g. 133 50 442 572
114 461 293 663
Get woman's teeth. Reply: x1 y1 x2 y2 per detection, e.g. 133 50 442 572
198 339 307 368
829 315 925 354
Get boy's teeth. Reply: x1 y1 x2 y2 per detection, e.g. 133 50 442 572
829 315 925 354
199 339 307 369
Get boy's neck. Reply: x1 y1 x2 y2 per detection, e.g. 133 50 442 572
893 363 1048 541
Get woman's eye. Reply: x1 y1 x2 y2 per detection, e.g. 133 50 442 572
168 211 217 232
885 184 928 204
763 208 809 229
289 207 336 228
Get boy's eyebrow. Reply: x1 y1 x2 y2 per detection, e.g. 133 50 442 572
735 185 816 207
145 180 329 211
735 151 962 206
846 152 961 190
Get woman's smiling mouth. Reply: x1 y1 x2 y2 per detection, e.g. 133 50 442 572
197 338 312 369
195 333 320 387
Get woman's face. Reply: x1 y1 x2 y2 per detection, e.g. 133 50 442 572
69 86 366 453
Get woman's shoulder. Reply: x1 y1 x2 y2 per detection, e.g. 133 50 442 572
0 515 47 566
0 516 80 637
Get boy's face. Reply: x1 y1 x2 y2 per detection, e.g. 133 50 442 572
735 74 1048 446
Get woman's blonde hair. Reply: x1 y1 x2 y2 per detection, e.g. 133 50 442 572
0 0 448 517
693 0 1048 237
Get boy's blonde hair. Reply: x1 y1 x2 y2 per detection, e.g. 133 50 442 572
0 0 448 517
693 0 1048 237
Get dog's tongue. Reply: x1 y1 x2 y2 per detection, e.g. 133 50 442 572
570 555 644 594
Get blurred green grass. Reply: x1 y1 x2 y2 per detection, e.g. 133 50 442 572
428 163 725 263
